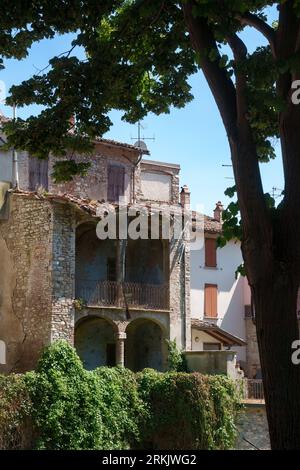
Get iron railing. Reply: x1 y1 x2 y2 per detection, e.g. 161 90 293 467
76 279 170 311
246 379 264 400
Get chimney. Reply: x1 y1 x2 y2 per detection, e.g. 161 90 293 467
180 185 191 209
214 201 224 222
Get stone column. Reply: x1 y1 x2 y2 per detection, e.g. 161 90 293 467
115 332 127 367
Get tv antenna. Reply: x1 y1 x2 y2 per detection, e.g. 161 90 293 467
222 163 234 180
271 187 284 199
131 121 155 152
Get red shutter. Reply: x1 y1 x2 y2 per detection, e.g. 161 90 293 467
107 165 125 202
205 238 217 267
204 284 218 318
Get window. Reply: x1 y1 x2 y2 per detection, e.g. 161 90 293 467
29 157 48 191
107 164 125 202
203 342 221 351
204 284 218 318
205 237 217 267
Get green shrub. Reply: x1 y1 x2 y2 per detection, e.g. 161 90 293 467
26 341 145 450
137 369 240 450
166 339 188 372
93 367 146 449
25 341 101 449
0 374 33 449
0 341 241 450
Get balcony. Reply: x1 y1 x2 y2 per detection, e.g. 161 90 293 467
76 279 170 311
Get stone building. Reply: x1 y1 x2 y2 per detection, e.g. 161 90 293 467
0 131 246 374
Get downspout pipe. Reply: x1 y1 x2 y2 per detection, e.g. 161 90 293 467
11 104 19 189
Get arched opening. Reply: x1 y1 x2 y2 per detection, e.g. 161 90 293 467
0 340 6 365
75 317 116 370
76 223 118 304
75 223 169 310
125 319 167 372
76 224 117 282
126 239 168 285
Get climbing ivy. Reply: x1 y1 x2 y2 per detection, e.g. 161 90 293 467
165 339 188 372
0 341 241 450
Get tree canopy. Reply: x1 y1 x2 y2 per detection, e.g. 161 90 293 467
1 1 285 180
2 1 300 449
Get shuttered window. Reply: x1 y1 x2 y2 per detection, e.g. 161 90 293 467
107 164 125 202
29 157 48 191
204 284 218 318
205 237 217 267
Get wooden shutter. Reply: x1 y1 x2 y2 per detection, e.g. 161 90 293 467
204 284 218 318
29 157 40 191
205 238 217 267
39 159 49 190
29 157 48 191
107 164 125 202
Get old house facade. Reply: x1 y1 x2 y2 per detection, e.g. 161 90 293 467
0 129 249 375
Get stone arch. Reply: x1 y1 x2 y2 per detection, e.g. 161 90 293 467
74 316 117 370
125 318 167 372
0 340 6 365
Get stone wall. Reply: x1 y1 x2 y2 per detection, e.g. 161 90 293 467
49 142 140 203
0 194 76 373
0 194 53 372
184 350 238 378
235 402 270 450
169 225 191 350
51 203 75 343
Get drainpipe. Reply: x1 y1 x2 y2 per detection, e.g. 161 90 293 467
11 104 19 189
183 243 187 349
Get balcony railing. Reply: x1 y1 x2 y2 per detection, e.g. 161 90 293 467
76 279 170 311
245 379 264 400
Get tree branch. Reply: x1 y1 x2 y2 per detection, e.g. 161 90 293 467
183 2 271 273
237 12 276 57
227 33 248 121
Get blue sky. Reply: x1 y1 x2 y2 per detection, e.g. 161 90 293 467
0 7 283 216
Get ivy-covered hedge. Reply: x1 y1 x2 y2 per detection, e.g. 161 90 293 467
0 341 241 450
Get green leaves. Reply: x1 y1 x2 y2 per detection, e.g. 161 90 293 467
52 161 91 183
0 0 296 182
0 341 241 450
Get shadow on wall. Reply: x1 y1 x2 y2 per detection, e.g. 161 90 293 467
219 275 246 362
74 317 117 370
125 318 167 372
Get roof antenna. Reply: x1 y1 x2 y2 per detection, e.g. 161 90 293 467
131 121 155 154
12 104 19 189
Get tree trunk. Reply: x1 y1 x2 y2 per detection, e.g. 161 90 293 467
250 270 300 449
182 0 300 448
